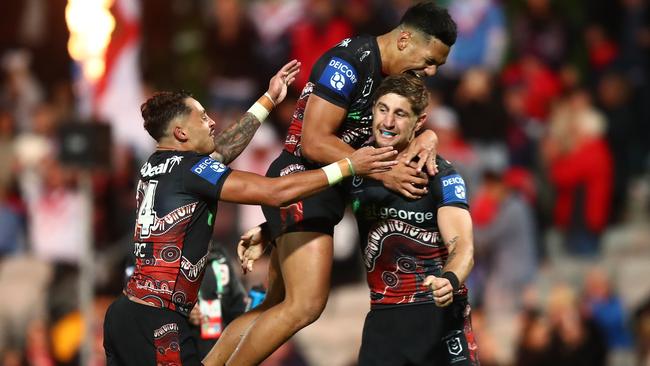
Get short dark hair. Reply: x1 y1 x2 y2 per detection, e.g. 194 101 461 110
400 2 457 46
374 74 429 116
141 91 192 141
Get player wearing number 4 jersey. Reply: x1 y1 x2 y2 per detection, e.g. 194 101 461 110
103 60 397 366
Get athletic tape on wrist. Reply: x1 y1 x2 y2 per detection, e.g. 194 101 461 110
441 271 460 292
344 157 356 176
263 92 276 107
321 162 344 185
246 102 270 123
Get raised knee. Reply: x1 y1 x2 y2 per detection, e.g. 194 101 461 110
287 296 327 326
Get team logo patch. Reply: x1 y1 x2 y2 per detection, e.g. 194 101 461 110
440 174 468 204
191 157 228 185
447 336 463 355
317 57 358 98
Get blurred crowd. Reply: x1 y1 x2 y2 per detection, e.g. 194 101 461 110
0 0 649 365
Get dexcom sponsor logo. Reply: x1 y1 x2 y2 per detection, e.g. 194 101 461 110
327 58 358 83
318 57 358 97
365 204 433 224
442 175 465 187
441 174 468 203
191 157 228 185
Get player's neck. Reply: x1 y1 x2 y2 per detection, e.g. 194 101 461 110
156 139 186 152
376 32 394 76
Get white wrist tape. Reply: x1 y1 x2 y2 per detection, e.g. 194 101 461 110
263 92 277 107
321 162 344 185
247 102 270 123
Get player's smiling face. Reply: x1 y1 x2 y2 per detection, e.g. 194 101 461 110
372 93 424 152
397 31 450 78
182 98 216 154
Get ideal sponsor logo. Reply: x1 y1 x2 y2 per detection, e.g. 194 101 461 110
140 156 183 177
327 58 358 84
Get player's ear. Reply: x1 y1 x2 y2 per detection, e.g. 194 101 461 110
173 125 188 142
397 28 412 51
414 113 427 133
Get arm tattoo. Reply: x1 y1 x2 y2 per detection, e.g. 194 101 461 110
445 236 459 263
213 112 261 164
445 236 459 248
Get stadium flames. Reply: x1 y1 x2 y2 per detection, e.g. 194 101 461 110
65 0 115 81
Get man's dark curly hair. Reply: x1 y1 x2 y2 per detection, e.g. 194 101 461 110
141 91 193 141
374 74 429 116
400 1 457 47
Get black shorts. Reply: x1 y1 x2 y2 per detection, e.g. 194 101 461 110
262 150 346 239
103 295 201 366
358 299 479 366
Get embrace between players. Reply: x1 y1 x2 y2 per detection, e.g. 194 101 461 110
104 2 479 366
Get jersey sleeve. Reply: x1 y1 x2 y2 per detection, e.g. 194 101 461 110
431 161 470 210
183 155 232 203
310 41 363 108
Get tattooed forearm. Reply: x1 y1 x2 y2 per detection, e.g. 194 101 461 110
443 235 459 268
446 247 457 263
213 112 261 164
445 236 459 248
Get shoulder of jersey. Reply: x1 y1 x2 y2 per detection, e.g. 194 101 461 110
332 36 375 64
435 156 455 172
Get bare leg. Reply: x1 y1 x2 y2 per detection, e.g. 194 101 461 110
226 232 333 365
203 250 285 366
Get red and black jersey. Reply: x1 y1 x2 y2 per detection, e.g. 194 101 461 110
284 35 384 157
347 156 470 308
125 150 232 316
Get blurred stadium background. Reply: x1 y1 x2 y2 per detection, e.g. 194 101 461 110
0 0 649 365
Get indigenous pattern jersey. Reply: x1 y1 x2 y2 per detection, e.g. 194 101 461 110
125 150 232 316
348 156 470 308
284 35 383 157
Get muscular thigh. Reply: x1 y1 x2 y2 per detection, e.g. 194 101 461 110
275 232 333 301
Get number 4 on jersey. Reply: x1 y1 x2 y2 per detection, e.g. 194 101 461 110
137 180 158 238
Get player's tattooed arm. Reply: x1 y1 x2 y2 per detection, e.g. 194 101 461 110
211 59 301 164
438 207 474 284
211 112 260 164
444 235 459 262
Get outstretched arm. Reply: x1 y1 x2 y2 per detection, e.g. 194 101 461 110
219 146 397 207
424 206 474 307
211 60 301 164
